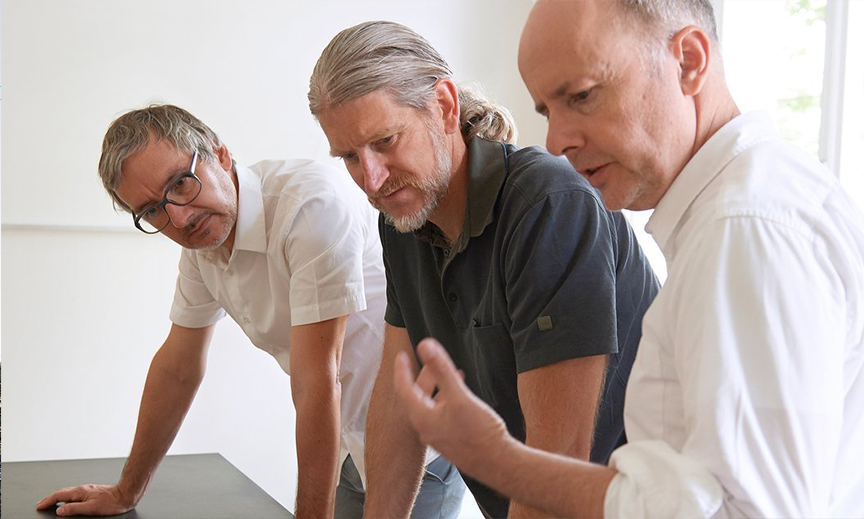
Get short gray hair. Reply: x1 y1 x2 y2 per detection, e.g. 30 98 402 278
308 20 517 144
614 0 719 75
617 0 718 42
98 104 232 213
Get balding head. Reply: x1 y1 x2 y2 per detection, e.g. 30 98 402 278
518 0 737 211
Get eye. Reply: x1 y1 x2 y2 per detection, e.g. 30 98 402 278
141 204 161 222
341 152 358 163
374 135 395 150
569 89 592 107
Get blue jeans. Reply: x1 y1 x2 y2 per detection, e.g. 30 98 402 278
334 454 466 519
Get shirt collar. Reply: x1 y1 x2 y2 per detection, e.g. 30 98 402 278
198 165 267 264
233 165 267 254
646 111 776 259
466 137 509 239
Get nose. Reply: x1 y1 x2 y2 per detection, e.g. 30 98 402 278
357 152 389 195
545 113 585 159
165 203 196 228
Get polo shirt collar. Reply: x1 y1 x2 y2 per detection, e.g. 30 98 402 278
465 137 509 238
198 165 267 264
414 137 508 250
646 111 775 260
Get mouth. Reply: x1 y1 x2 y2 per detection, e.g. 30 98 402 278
186 214 212 239
581 164 610 187
381 186 407 200
371 183 411 207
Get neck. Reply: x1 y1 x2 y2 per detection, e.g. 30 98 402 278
692 81 741 156
427 137 469 245
221 227 236 255
221 166 240 254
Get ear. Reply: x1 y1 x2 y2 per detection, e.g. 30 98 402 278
670 26 711 97
433 78 461 135
213 143 233 172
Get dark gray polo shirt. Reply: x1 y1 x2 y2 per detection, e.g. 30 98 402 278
381 137 659 518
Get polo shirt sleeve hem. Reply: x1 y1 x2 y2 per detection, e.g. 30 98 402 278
290 293 367 327
384 305 407 328
516 334 616 374
604 440 724 519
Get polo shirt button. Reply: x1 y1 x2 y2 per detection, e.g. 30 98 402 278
243 316 251 324
448 293 457 302
443 249 450 257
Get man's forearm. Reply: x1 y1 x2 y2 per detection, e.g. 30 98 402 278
508 355 607 518
469 435 615 519
118 349 205 505
363 373 427 518
293 380 341 519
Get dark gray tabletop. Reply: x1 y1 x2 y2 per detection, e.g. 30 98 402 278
1 453 293 518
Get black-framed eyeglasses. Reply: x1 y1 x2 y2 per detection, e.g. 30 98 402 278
132 150 203 234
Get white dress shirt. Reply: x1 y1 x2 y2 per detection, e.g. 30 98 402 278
169 159 386 486
605 112 864 518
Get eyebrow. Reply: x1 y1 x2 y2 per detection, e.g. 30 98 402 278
534 81 573 115
133 162 190 214
329 125 402 158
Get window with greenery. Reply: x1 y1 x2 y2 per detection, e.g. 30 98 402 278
722 0 862 209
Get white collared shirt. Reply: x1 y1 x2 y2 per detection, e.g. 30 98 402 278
169 159 386 486
605 112 864 518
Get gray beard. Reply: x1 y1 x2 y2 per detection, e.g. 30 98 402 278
383 126 453 233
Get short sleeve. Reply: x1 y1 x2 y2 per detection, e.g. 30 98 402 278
504 190 619 373
284 190 369 326
169 248 226 327
380 215 406 328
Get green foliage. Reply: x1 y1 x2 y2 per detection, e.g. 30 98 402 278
786 0 827 26
778 91 820 112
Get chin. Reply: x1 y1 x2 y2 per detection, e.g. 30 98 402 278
189 223 233 250
384 206 431 233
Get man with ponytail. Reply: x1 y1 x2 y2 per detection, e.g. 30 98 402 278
309 21 659 519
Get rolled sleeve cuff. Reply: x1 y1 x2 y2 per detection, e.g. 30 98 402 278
169 305 226 329
290 293 366 327
604 441 724 519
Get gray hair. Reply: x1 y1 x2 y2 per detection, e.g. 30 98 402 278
308 20 517 144
615 0 719 74
98 104 233 213
617 0 718 42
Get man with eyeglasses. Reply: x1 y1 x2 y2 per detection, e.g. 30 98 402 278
35 104 461 518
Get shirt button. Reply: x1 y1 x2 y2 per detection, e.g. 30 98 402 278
448 293 457 302
243 316 251 324
226 269 234 276
443 249 450 257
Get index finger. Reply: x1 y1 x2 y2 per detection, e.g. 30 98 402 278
37 487 79 509
393 351 432 410
415 338 464 393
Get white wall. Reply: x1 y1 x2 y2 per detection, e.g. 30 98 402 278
1 0 540 515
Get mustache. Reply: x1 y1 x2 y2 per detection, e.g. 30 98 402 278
370 178 413 201
181 212 209 237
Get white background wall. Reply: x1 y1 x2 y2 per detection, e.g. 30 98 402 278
1 0 542 515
